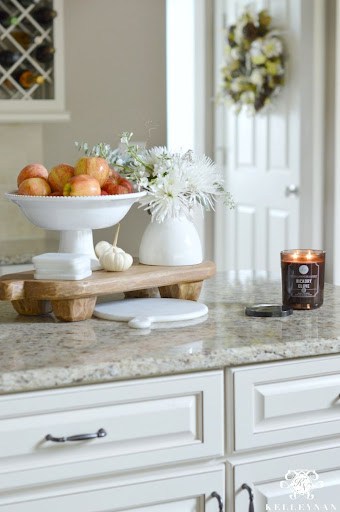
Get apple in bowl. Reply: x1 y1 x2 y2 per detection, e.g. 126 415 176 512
18 177 51 196
48 163 75 193
63 175 101 196
101 171 134 195
75 157 110 187
17 163 48 187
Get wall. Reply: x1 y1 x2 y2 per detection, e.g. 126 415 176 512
324 0 336 283
0 124 46 242
0 0 166 255
43 0 166 255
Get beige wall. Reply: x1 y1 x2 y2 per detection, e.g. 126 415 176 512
43 0 167 255
0 124 46 242
1 0 166 254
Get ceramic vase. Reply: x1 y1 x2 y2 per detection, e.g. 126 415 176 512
139 216 203 266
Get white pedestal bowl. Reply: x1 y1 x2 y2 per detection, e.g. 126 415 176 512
6 191 146 270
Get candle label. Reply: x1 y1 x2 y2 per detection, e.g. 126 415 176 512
287 263 320 297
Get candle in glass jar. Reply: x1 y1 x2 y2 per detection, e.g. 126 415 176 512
281 249 326 310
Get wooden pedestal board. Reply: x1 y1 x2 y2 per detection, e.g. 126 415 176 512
0 261 216 322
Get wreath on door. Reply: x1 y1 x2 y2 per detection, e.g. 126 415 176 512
219 7 286 114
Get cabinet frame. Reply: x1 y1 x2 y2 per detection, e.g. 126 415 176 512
0 0 69 122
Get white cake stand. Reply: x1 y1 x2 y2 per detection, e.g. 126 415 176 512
5 191 146 270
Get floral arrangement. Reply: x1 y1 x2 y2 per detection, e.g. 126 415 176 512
219 6 285 114
76 134 234 223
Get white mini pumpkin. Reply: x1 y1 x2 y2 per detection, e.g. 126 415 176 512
97 224 133 272
95 240 112 258
100 246 133 271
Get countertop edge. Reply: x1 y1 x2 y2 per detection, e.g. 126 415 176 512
1 338 340 395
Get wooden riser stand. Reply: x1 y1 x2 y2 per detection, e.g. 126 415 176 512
0 261 216 322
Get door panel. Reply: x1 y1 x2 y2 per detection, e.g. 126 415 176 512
214 0 324 272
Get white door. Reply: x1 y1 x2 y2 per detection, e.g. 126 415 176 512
214 0 325 274
233 447 340 512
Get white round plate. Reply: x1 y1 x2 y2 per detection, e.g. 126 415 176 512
93 298 208 329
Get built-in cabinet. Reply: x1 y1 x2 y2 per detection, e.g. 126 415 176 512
0 0 69 122
229 355 340 512
0 372 225 511
0 355 339 510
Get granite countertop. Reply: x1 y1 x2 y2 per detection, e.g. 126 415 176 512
0 273 340 394
0 238 58 265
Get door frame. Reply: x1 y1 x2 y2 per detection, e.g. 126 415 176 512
330 0 340 285
166 0 215 260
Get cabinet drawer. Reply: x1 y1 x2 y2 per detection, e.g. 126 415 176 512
0 465 225 512
232 356 340 451
0 371 223 492
233 447 340 511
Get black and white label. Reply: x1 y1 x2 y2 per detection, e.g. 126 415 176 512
287 263 320 298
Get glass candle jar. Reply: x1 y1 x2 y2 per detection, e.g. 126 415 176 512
280 249 326 310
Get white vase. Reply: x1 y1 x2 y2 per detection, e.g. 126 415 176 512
139 216 203 266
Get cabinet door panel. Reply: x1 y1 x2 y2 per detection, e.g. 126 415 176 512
232 356 340 450
0 466 225 512
0 371 224 492
234 447 340 512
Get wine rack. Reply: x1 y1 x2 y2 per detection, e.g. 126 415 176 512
0 0 68 122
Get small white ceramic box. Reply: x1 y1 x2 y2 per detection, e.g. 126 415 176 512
32 253 92 280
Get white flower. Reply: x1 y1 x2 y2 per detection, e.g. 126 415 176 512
230 77 245 92
76 133 234 222
120 132 133 146
249 68 265 87
230 47 242 60
250 39 264 57
240 90 256 104
262 36 283 58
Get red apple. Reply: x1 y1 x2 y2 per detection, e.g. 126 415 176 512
101 172 134 195
63 175 101 196
74 157 110 187
18 177 51 196
17 163 48 187
48 163 75 193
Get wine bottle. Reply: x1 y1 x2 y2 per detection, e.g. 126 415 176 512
35 44 55 63
0 10 18 27
11 30 44 49
0 50 21 67
13 69 45 89
32 7 57 26
18 0 40 7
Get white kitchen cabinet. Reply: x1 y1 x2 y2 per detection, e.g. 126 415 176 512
1 355 340 511
0 465 225 512
0 0 69 122
0 371 224 497
231 356 340 451
228 355 340 512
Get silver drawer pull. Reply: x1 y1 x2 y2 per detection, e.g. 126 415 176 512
211 491 223 511
45 428 107 443
241 484 254 512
